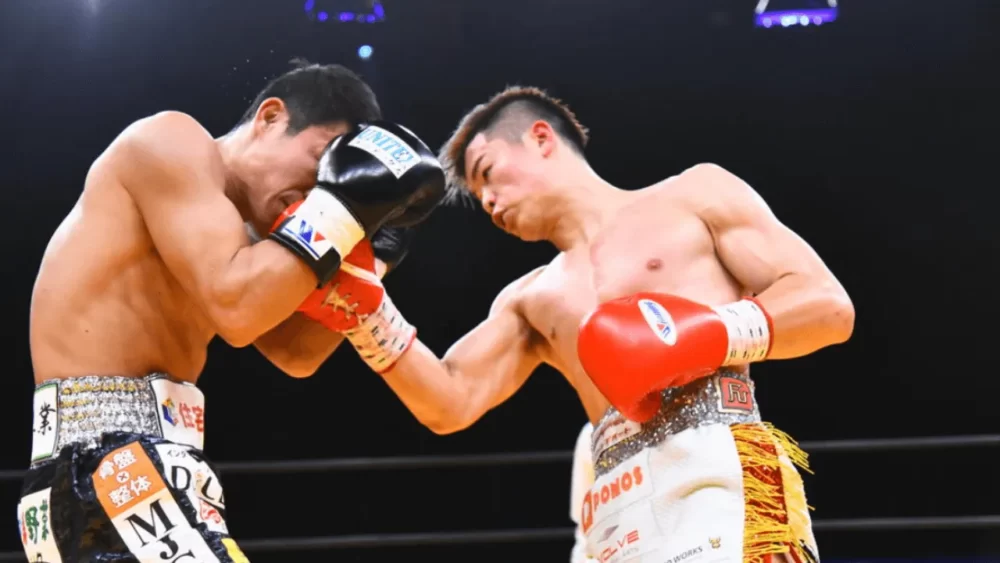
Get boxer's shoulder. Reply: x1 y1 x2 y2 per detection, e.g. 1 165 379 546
489 265 546 316
120 111 214 150
114 111 225 192
637 163 767 225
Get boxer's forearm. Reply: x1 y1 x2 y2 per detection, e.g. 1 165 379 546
755 272 854 359
212 240 318 346
253 313 346 378
381 340 475 434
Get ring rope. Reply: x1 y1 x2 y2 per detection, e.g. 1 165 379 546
2 516 999 560
1 434 997 481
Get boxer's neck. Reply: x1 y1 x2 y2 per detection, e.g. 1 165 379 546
544 168 626 252
215 129 254 219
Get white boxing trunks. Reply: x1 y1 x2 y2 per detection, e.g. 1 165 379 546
581 368 818 563
571 422 595 563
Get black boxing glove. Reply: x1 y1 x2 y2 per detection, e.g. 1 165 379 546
371 226 417 274
269 121 445 286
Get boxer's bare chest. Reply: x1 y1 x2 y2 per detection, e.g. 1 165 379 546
517 189 743 420
31 158 215 383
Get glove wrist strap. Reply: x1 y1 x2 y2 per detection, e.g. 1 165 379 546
713 298 773 366
344 293 415 374
291 189 365 260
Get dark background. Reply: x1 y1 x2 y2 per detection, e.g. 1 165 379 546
2 0 998 561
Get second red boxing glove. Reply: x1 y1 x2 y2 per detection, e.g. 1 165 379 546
577 293 773 422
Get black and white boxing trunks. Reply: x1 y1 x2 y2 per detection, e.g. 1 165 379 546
17 374 249 563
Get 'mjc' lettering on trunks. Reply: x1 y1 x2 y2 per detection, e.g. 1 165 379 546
578 292 773 422
20 375 248 562
269 121 446 286
93 442 221 562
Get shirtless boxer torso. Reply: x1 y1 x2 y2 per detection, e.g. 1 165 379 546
20 61 445 562
323 87 854 563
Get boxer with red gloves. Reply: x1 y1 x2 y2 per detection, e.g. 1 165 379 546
337 87 853 563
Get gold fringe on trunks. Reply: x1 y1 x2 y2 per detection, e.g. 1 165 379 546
731 422 817 563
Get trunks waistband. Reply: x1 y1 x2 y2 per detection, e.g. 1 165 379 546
30 374 206 467
591 367 761 477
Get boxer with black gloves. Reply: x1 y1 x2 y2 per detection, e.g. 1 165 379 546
23 59 443 563
324 86 852 563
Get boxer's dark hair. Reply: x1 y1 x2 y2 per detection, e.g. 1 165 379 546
236 58 381 135
439 86 589 206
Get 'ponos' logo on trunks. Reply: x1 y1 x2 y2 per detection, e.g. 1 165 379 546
581 464 646 533
638 299 677 346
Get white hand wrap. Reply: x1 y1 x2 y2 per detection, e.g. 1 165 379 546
712 298 772 366
344 293 415 373
294 189 366 260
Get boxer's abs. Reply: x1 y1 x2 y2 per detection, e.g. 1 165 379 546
30 175 214 384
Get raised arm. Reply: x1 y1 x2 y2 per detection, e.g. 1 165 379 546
691 163 855 357
118 112 318 347
380 271 544 434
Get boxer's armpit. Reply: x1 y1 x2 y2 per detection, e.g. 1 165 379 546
689 164 855 358
118 112 318 347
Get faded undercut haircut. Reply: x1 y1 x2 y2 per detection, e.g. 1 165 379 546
236 58 382 135
439 86 590 205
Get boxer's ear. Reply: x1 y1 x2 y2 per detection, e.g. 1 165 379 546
527 120 556 158
254 97 288 135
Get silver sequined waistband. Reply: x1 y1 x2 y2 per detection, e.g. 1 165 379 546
30 374 199 466
591 368 761 477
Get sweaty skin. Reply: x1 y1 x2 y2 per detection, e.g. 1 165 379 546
381 154 853 432
30 111 347 385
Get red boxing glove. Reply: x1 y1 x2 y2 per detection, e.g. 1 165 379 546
577 293 773 422
294 236 416 374
297 240 383 331
275 201 384 331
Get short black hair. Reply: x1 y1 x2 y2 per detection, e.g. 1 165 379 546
439 86 589 204
237 58 382 134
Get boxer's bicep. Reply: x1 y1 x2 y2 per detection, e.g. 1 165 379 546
383 270 543 434
119 113 313 346
692 164 854 354
444 301 541 414
435 271 543 429
120 114 248 310
382 310 538 435
691 164 834 293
